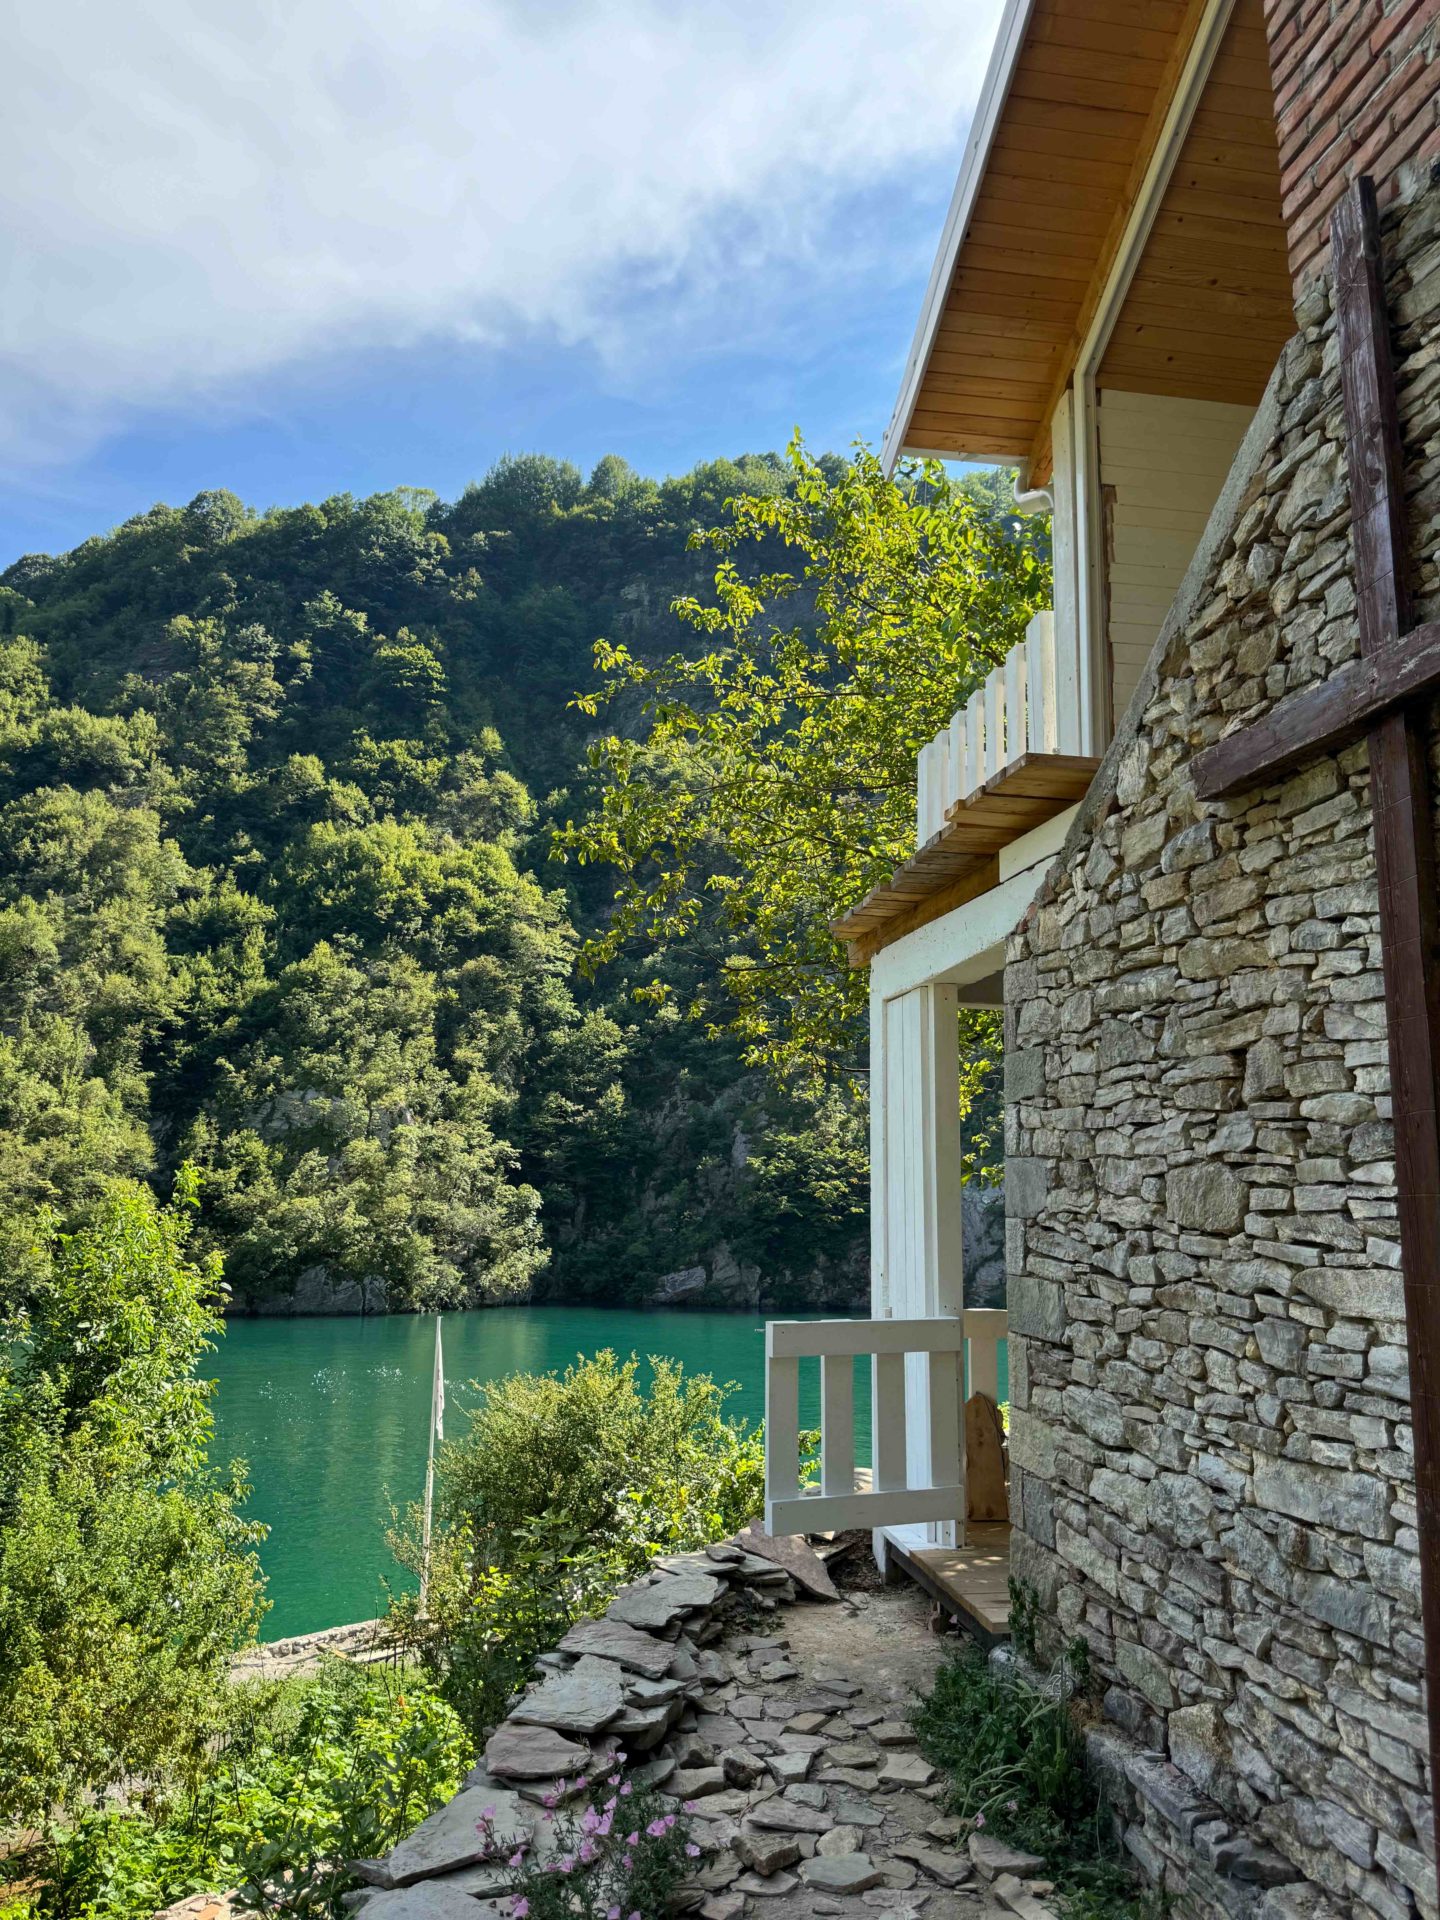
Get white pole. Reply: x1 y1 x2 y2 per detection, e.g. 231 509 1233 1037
419 1314 444 1616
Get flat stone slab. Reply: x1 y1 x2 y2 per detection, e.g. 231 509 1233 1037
994 1871 1059 1919
733 1829 802 1875
801 1853 885 1894
767 1749 812 1787
971 1834 1047 1881
872 1721 917 1746
482 1719 591 1782
608 1571 725 1628
559 1616 677 1678
733 1870 799 1895
894 1838 974 1886
359 1886 503 1920
382 1787 529 1885
510 1655 625 1734
731 1527 842 1601
746 1799 830 1834
879 1751 938 1787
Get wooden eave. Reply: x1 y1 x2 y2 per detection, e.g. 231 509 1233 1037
884 0 1292 478
832 753 1100 967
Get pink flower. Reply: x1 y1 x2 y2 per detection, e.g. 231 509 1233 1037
974 1813 986 1830
511 1902 529 1920
558 1855 575 1874
608 1909 622 1920
607 1773 621 1787
619 1781 633 1797
646 1817 668 1838
575 1776 588 1790
579 1838 598 1864
481 1806 496 1822
507 1850 525 1868
581 1808 601 1834
541 1790 558 1809
685 1842 701 1857
625 1832 639 1849
682 1800 697 1813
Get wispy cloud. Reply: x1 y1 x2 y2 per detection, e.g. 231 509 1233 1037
1 0 1002 469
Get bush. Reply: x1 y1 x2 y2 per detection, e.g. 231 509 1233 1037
0 1178 264 1830
24 1662 471 1920
388 1351 763 1734
912 1647 1154 1919
488 1765 699 1920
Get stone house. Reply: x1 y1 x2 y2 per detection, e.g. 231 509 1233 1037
762 3 1440 1916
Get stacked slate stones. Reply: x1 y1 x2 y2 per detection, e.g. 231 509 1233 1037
347 1535 1056 1919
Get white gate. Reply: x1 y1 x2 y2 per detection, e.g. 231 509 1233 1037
763 1310 1007 1538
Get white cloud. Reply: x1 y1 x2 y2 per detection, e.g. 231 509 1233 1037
0 0 1003 466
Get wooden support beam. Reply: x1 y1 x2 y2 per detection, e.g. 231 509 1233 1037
1192 618 1440 798
1330 178 1440 1860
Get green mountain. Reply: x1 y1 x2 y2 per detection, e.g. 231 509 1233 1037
0 455 868 1314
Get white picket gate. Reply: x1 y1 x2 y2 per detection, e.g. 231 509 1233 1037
762 1310 1007 1539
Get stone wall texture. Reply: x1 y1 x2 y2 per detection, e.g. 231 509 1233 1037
1004 175 1440 1920
1264 0 1440 294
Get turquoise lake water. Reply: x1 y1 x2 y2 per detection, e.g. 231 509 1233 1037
209 1307 1006 1640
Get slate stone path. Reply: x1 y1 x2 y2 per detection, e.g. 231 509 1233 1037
350 1530 1059 1920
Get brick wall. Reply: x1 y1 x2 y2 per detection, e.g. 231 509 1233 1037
1264 0 1440 294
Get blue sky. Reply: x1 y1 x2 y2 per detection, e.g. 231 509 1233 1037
2 1 1004 565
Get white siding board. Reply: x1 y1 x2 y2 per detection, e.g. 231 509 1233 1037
1099 389 1253 720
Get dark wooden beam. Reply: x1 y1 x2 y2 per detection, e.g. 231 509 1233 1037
1192 618 1440 799
1332 178 1440 1855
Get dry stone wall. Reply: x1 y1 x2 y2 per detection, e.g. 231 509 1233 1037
1004 174 1440 1920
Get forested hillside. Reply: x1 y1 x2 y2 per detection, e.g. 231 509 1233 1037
0 454 869 1313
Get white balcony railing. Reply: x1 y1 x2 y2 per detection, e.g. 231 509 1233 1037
763 1311 1007 1538
916 610 1082 846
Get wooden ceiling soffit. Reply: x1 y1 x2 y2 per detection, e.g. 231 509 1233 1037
831 753 1100 968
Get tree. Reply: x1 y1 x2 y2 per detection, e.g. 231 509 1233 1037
557 438 1051 1092
0 1177 264 1827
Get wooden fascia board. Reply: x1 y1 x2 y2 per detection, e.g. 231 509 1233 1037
880 0 1037 477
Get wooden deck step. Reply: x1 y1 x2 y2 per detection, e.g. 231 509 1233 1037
896 1522 1012 1645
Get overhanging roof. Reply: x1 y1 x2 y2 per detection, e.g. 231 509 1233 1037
882 0 1290 476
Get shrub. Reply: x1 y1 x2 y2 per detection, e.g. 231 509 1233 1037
25 1662 471 1920
388 1351 764 1734
489 1765 699 1920
0 1178 264 1830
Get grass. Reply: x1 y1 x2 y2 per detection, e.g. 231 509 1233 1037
912 1644 1163 1920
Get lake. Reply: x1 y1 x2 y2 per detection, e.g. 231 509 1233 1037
210 1306 1005 1640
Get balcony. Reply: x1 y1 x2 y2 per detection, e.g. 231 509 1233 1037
832 612 1099 965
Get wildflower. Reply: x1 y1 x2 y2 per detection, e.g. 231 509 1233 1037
507 1850 526 1868
685 1842 701 1858
607 1772 621 1786
541 1790 559 1809
511 1902 529 1920
579 1838 598 1865
682 1800 697 1813
580 1807 601 1834
481 1806 497 1822
625 1832 639 1849
608 1909 622 1920
646 1817 668 1838
575 1775 588 1790
974 1812 987 1830
619 1780 633 1797
1005 1799 1019 1813
558 1855 575 1874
